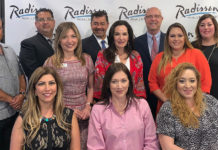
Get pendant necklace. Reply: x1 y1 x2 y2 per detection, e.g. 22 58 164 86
207 45 216 62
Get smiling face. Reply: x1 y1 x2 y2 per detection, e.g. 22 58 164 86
91 16 109 39
199 18 215 40
110 71 129 99
35 11 55 38
114 25 129 51
60 29 78 55
35 74 57 105
177 69 197 101
168 27 185 52
145 7 163 35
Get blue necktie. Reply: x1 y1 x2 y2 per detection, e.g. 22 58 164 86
101 40 106 49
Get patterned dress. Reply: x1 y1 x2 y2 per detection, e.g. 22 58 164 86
24 108 73 150
157 94 218 150
44 54 94 150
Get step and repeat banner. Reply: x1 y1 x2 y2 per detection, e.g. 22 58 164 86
5 0 218 54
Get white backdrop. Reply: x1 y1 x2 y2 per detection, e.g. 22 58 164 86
5 0 218 54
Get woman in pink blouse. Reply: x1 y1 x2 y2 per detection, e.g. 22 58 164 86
88 63 159 150
94 20 146 100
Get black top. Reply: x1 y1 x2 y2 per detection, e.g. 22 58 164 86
23 108 73 150
192 41 218 99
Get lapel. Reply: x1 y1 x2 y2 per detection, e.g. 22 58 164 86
36 33 54 51
90 34 101 50
144 33 152 63
159 32 165 52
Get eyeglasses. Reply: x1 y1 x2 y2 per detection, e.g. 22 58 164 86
37 17 54 22
146 15 162 19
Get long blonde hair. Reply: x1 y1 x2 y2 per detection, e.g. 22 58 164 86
21 67 71 147
158 23 193 74
51 22 85 68
163 63 205 128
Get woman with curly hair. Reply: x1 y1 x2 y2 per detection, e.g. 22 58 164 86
10 67 80 150
157 63 218 150
148 23 211 115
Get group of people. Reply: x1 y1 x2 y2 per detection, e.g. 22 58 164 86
0 5 218 150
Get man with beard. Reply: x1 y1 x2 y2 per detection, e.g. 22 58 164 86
19 8 55 79
82 10 109 64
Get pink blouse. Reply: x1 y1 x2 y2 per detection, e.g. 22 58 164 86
87 98 159 150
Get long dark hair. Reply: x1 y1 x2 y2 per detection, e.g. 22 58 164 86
194 14 218 48
103 20 134 63
101 63 136 109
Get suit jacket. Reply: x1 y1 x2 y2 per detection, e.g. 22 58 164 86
19 33 54 79
134 32 165 118
82 34 102 64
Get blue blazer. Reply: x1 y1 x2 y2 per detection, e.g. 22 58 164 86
134 32 165 118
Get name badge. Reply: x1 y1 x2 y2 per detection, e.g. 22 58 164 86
62 63 67 67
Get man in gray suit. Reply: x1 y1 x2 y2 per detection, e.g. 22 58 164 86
19 8 55 79
82 10 109 64
134 7 165 119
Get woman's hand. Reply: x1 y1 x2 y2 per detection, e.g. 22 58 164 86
74 105 91 120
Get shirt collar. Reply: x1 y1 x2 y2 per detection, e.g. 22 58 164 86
93 34 108 45
147 31 161 39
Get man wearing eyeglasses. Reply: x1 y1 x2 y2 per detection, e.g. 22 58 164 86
134 7 165 119
19 8 55 79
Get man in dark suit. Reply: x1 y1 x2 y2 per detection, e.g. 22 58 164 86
134 7 165 119
19 8 55 79
82 10 109 64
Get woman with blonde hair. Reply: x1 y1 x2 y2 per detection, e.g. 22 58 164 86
192 14 218 99
148 22 211 115
157 63 218 150
44 22 94 149
10 67 80 150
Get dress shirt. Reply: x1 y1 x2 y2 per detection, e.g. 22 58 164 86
94 34 108 49
147 32 161 56
87 98 159 150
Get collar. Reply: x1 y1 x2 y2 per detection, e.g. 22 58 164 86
93 34 108 45
147 31 161 39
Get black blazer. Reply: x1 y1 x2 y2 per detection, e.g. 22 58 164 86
134 32 165 118
82 34 101 64
19 33 54 79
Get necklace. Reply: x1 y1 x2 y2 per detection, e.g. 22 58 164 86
40 114 56 122
207 45 216 62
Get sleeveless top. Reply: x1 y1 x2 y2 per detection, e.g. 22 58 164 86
23 108 73 150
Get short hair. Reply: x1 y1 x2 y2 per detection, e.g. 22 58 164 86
91 10 108 23
52 22 85 67
163 63 204 128
104 20 134 63
194 14 218 48
101 63 136 109
158 22 193 74
35 8 54 20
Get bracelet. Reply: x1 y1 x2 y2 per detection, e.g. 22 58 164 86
19 91 26 96
86 102 91 106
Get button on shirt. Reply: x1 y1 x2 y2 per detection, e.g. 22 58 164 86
87 98 159 150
